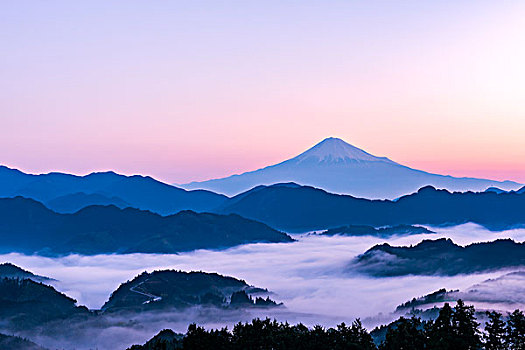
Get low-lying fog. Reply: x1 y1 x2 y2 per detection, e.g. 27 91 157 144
2 223 525 349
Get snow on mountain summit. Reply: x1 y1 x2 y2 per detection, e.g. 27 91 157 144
180 136 523 198
291 137 395 164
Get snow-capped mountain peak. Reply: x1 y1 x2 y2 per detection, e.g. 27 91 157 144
291 137 395 164
180 136 523 198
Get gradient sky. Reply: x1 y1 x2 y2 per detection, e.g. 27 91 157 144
2 1 525 183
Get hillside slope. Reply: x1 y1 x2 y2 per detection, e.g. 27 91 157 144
0 197 292 255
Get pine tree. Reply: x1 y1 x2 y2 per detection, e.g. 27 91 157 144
506 309 525 350
428 302 455 350
379 316 425 350
452 299 481 350
484 311 507 350
349 319 377 350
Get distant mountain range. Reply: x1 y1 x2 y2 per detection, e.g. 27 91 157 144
181 137 522 199
215 183 525 231
0 197 292 255
485 186 525 194
1 181 524 256
1 156 525 255
1 178 524 256
0 165 227 215
353 238 525 276
1 138 524 219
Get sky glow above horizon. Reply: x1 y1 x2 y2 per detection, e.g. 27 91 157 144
2 1 525 183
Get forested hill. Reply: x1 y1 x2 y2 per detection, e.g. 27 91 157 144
0 277 91 330
0 197 292 255
353 238 525 276
0 333 47 350
216 183 525 231
103 270 280 312
0 262 51 282
319 224 433 237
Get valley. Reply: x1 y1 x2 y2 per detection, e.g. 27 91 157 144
1 224 524 349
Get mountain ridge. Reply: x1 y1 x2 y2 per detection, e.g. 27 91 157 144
0 196 292 255
0 165 227 215
216 182 525 232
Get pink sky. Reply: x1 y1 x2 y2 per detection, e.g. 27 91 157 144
1 1 525 184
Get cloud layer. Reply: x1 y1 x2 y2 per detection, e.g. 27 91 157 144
1 223 525 349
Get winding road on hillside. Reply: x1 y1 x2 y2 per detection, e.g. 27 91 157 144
129 280 162 304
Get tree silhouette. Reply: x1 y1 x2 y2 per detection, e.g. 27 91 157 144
428 302 455 350
452 299 481 350
129 304 525 350
484 311 507 350
379 316 426 350
506 309 525 350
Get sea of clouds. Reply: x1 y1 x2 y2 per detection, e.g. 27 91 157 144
1 223 525 349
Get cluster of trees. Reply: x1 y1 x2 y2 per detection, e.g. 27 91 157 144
379 300 525 350
229 290 280 307
129 300 525 350
129 318 375 350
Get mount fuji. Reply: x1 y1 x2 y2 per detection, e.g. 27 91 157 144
181 137 522 199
